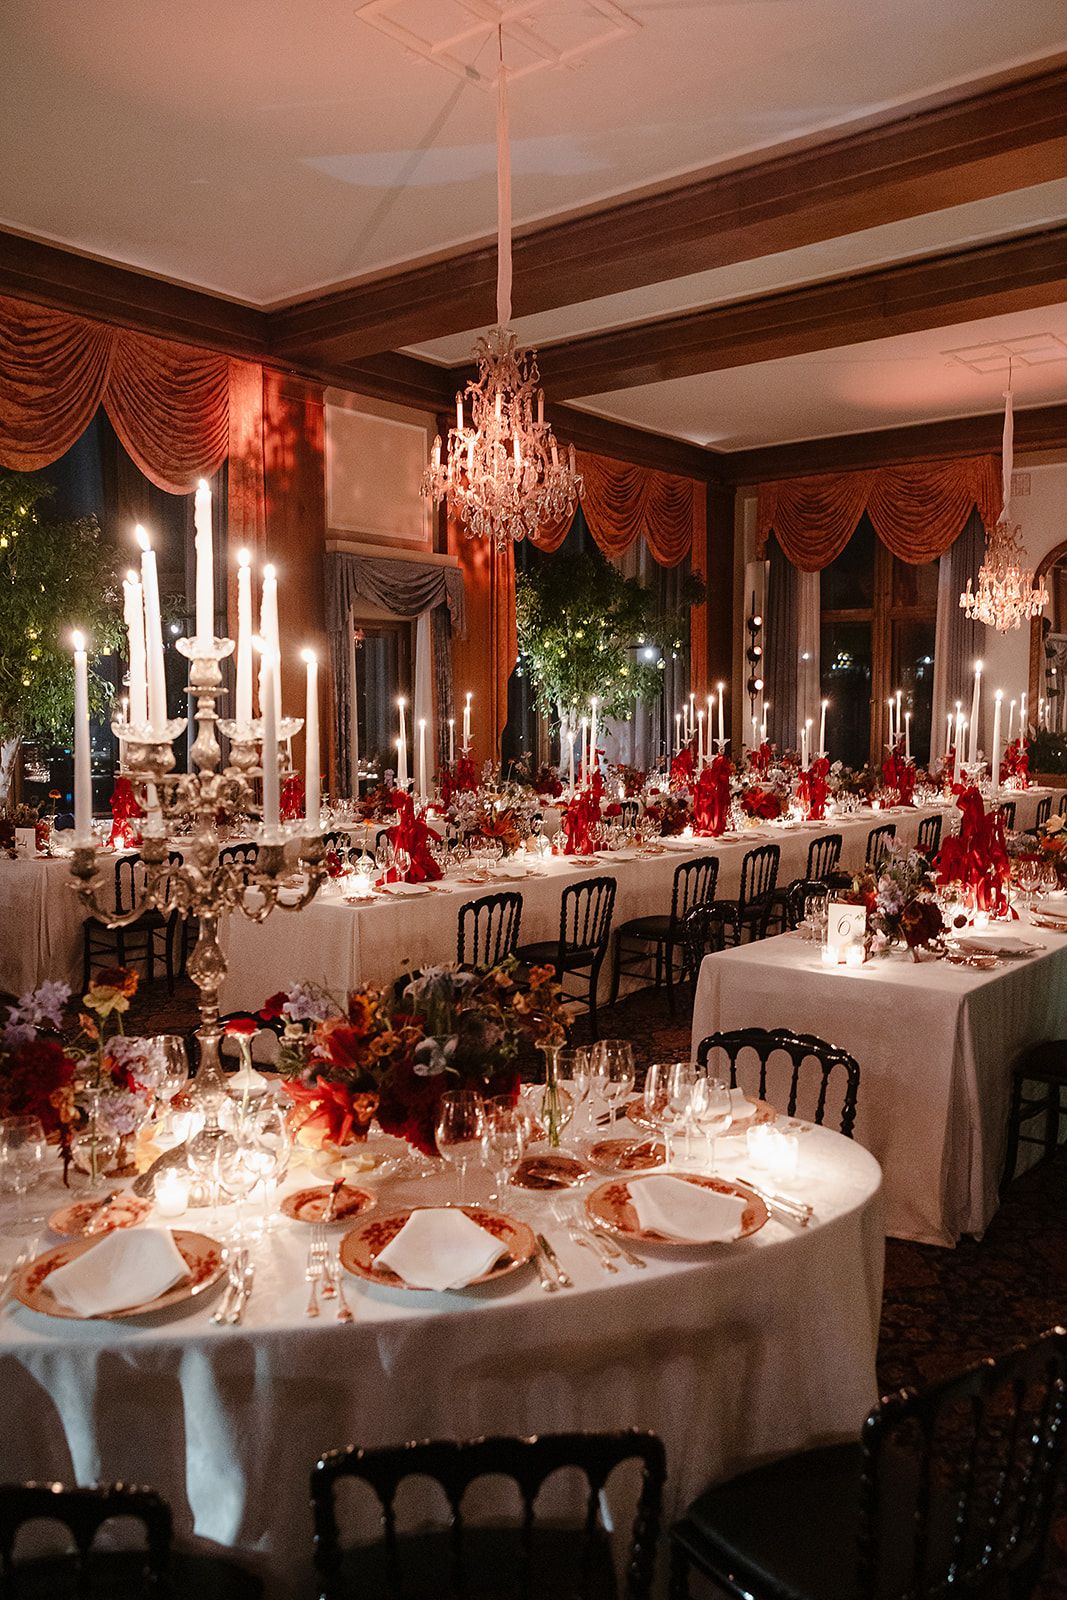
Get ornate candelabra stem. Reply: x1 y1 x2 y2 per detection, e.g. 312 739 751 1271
70 635 323 1108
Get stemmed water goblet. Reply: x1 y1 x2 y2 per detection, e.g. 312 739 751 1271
0 1115 47 1234
482 1103 528 1202
590 1040 635 1127
435 1090 486 1205
643 1062 697 1166
690 1075 734 1170
216 1130 258 1241
149 1035 190 1138
245 1100 292 1234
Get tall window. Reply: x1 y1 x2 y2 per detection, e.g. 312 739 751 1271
353 621 412 789
820 515 938 768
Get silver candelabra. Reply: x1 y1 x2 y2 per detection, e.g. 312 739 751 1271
69 635 326 1104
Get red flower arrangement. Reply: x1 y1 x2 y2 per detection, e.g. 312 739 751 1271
741 785 786 821
934 787 1013 917
693 755 732 836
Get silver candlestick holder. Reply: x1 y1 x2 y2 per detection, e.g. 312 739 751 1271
70 633 324 1106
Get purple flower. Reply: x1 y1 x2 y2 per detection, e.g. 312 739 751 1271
282 984 338 1024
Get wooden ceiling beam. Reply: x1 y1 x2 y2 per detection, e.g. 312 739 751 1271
536 224 1067 395
269 64 1067 362
717 403 1067 482
0 230 268 357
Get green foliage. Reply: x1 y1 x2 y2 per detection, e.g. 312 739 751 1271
515 547 704 722
1028 729 1067 775
0 472 123 744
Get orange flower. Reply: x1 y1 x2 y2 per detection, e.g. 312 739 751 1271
85 966 139 1016
345 991 376 1036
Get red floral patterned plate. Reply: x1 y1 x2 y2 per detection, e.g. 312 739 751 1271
623 1095 774 1136
48 1194 153 1238
339 1206 537 1290
14 1231 226 1320
585 1175 768 1245
588 1138 666 1173
280 1184 377 1225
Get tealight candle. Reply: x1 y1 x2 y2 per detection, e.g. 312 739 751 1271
766 1129 800 1182
820 944 840 967
154 1168 190 1218
745 1123 778 1170
844 943 865 968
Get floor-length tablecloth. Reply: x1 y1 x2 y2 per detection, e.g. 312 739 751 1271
691 912 1067 1246
218 796 1031 1011
0 1127 882 1596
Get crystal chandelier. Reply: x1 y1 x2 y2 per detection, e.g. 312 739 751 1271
960 364 1048 632
422 33 582 548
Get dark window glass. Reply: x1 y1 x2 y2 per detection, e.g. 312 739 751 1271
821 619 871 771
893 557 939 610
820 516 876 612
357 624 412 789
892 620 937 764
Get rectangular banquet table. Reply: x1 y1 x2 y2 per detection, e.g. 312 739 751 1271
0 1118 882 1597
218 796 1017 1011
691 909 1067 1247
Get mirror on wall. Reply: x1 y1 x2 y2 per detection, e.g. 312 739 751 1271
1030 540 1067 735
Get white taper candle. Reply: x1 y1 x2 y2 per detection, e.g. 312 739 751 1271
135 527 167 732
235 550 253 724
72 630 91 842
301 649 319 830
122 569 147 727
194 478 214 644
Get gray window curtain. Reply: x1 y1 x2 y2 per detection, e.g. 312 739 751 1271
325 552 466 794
931 510 982 758
765 533 798 752
600 539 691 772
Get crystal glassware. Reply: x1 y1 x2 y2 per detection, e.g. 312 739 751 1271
590 1039 635 1126
0 1115 48 1234
435 1090 486 1204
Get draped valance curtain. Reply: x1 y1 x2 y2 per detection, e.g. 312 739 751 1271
756 455 1000 572
324 550 466 790
534 450 703 566
0 292 241 493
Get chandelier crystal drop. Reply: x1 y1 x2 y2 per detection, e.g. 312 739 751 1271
959 519 1049 632
421 32 581 548
959 363 1048 633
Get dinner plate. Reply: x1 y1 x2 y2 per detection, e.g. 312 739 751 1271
953 935 1044 958
14 1230 226 1320
623 1094 773 1136
280 1183 377 1225
48 1194 153 1238
586 1175 767 1245
340 1206 536 1290
588 1138 666 1173
379 881 433 896
509 1153 591 1191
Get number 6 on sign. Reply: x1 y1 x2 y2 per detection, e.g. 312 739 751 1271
826 902 867 964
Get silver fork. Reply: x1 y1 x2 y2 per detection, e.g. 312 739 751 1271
568 1226 617 1273
316 1229 336 1299
304 1226 324 1317
211 1249 245 1326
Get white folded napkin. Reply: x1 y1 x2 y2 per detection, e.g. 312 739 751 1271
47 1227 190 1316
955 934 1038 956
375 1208 505 1290
628 1176 747 1242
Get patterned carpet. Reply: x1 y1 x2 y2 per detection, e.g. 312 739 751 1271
130 974 1067 1593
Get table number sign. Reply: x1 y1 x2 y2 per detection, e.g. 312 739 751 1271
825 901 867 964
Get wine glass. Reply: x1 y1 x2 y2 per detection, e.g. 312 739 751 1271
245 1100 292 1233
691 1076 734 1170
216 1131 258 1241
435 1091 486 1205
590 1040 635 1126
0 1116 48 1234
643 1062 696 1167
559 1047 592 1136
482 1104 528 1202
149 1035 189 1136
186 1119 227 1224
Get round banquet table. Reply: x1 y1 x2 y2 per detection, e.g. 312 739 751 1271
0 1115 883 1597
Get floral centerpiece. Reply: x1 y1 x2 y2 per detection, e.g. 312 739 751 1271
840 841 943 958
741 784 788 822
643 791 691 836
266 983 420 1152
387 961 568 1155
73 967 160 1176
266 960 568 1159
1036 812 1067 886
0 981 77 1160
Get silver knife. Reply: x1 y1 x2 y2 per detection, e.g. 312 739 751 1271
739 1179 813 1225
227 1256 255 1325
569 1227 617 1273
531 1247 558 1293
0 1242 33 1308
536 1233 572 1288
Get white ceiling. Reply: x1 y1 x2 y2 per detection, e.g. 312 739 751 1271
570 303 1067 449
3 0 1066 305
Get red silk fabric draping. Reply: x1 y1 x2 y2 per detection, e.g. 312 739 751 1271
755 455 1000 571
0 292 234 492
533 450 701 566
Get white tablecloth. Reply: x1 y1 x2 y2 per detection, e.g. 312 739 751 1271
691 909 1067 1247
2 789 1050 1003
218 797 1013 1010
0 1123 882 1595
